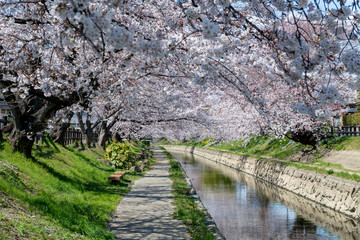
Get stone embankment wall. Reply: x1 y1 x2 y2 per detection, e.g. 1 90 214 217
163 145 360 220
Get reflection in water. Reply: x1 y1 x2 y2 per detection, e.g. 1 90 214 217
170 151 360 240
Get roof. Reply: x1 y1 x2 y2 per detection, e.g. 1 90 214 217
0 102 11 109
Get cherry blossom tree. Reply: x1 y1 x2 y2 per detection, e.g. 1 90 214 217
88 73 212 148
0 0 176 155
1 0 360 157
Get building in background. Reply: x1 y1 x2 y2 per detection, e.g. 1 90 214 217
0 101 11 128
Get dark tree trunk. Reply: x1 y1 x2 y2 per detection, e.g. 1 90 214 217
76 112 93 148
1 68 97 157
1 122 13 133
286 126 322 148
6 96 60 158
50 111 74 144
97 121 109 149
85 118 92 147
96 116 119 149
8 129 34 158
2 93 74 158
50 122 71 144
111 131 122 142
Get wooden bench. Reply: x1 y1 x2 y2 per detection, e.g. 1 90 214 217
108 171 126 183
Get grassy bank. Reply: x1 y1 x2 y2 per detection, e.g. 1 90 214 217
166 136 308 160
161 148 214 240
0 137 145 239
171 135 360 160
275 160 360 182
162 135 360 182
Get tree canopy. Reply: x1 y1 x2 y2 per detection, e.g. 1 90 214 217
0 0 359 154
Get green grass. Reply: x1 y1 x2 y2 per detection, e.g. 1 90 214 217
333 171 360 181
0 202 87 240
263 159 360 182
312 160 343 169
161 148 214 240
319 136 360 151
0 137 145 239
175 135 308 160
171 135 360 160
163 135 360 183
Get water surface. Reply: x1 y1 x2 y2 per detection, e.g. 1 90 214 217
169 151 360 240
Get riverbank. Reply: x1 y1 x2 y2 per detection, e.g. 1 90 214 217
169 150 359 240
163 145 360 220
163 148 225 240
0 138 145 239
170 136 360 171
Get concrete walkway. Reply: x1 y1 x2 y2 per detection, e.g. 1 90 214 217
109 147 190 240
324 150 360 171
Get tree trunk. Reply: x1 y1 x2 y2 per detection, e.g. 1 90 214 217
1 72 89 157
0 116 8 136
1 122 13 133
286 126 322 148
4 95 65 158
111 131 122 142
85 118 92 147
8 129 34 158
97 122 109 149
76 112 93 148
50 111 74 144
50 122 71 144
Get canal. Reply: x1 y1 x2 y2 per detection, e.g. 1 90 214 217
169 151 360 240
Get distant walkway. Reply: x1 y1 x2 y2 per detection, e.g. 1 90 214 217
109 147 190 240
324 150 360 172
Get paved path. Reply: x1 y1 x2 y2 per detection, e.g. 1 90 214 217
324 150 360 171
109 147 190 240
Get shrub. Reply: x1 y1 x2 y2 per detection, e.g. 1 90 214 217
342 112 360 126
105 141 137 169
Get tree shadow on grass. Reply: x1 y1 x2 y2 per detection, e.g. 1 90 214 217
33 135 61 159
33 147 57 159
0 136 5 151
27 192 115 239
63 146 114 172
46 136 60 152
84 171 144 195
88 148 105 158
30 144 136 195
36 134 60 152
29 156 86 189
29 155 133 200
85 181 130 195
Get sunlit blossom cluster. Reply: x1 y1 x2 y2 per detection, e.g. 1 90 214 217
0 0 359 145
341 50 360 75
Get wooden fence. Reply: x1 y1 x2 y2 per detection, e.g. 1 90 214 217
62 129 98 146
34 129 98 146
331 126 360 136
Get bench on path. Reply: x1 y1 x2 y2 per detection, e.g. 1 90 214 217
108 171 126 183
